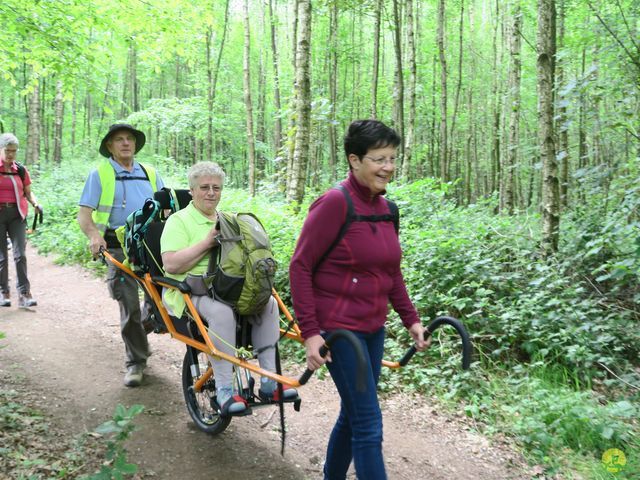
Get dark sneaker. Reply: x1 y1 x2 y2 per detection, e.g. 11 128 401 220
258 384 299 403
218 395 249 417
18 293 37 308
1 293 10 307
124 364 144 387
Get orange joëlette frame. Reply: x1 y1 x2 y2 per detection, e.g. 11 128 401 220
102 251 416 389
102 250 308 391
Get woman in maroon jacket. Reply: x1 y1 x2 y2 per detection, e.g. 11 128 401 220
289 119 429 480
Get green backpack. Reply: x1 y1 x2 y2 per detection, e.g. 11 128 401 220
206 212 277 315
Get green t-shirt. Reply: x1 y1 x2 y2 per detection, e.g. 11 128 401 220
160 202 216 317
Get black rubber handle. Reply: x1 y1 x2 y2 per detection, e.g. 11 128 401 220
298 329 367 391
398 316 472 370
31 209 43 231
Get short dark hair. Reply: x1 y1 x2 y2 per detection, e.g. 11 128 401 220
343 119 401 160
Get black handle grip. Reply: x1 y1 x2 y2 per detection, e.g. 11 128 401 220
398 316 472 370
31 209 43 231
298 329 367 391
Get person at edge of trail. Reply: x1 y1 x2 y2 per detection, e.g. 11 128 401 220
289 119 431 480
160 161 297 416
0 133 42 308
77 123 164 387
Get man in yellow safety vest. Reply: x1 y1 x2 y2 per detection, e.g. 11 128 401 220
78 124 164 387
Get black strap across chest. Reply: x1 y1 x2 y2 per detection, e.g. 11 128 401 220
316 184 399 269
114 163 150 182
0 162 26 181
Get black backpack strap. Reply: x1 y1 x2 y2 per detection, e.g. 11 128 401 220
315 185 399 270
315 185 354 268
386 199 399 234
16 162 25 182
114 162 151 182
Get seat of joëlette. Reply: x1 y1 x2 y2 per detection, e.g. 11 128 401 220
145 188 251 346
144 188 203 339
144 188 192 277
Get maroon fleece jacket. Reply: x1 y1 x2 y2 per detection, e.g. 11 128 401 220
289 172 420 340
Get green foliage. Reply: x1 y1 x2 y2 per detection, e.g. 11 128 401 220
460 365 640 478
81 404 144 480
28 159 99 270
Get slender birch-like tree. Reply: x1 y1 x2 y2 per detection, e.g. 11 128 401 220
537 0 560 255
286 0 311 206
243 0 257 196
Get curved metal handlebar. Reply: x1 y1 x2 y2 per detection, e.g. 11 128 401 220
398 316 472 370
298 329 367 391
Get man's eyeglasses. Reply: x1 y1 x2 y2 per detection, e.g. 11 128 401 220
364 155 396 166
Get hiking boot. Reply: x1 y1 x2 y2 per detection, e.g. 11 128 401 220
124 364 144 387
0 293 10 307
18 293 37 308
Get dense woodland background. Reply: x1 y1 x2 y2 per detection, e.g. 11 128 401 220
1 0 639 478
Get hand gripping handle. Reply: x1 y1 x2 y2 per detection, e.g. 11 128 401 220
398 316 472 370
298 329 367 391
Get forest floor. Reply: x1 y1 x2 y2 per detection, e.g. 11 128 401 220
0 245 539 479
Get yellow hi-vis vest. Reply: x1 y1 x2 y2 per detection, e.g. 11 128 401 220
92 161 158 235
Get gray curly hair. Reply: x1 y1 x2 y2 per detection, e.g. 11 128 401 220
187 161 226 189
0 133 19 149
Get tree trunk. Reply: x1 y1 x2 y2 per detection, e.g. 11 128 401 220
84 92 92 141
403 0 417 180
175 57 181 98
243 0 257 196
537 0 559 256
449 0 465 184
53 80 64 165
205 0 229 161
267 0 283 156
257 53 267 176
41 79 49 162
71 87 77 147
131 42 139 112
557 0 569 208
286 0 301 183
327 1 339 182
26 80 40 165
502 1 522 214
371 0 383 119
429 55 437 177
437 0 448 181
490 0 502 195
392 0 405 163
577 47 587 202
286 0 312 206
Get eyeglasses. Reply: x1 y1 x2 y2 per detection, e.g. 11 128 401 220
363 155 396 166
198 184 222 194
3 148 18 154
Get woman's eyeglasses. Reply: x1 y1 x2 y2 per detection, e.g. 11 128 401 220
363 155 396 166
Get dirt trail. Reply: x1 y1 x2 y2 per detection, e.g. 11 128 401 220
0 245 534 479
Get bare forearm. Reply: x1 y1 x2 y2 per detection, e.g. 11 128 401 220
77 207 101 239
162 238 216 275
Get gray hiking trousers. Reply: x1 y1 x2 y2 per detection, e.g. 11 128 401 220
107 247 150 368
192 295 279 391
0 205 30 295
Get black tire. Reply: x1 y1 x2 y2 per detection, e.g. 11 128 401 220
181 346 231 435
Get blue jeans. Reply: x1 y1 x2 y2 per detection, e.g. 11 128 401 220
323 327 386 480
